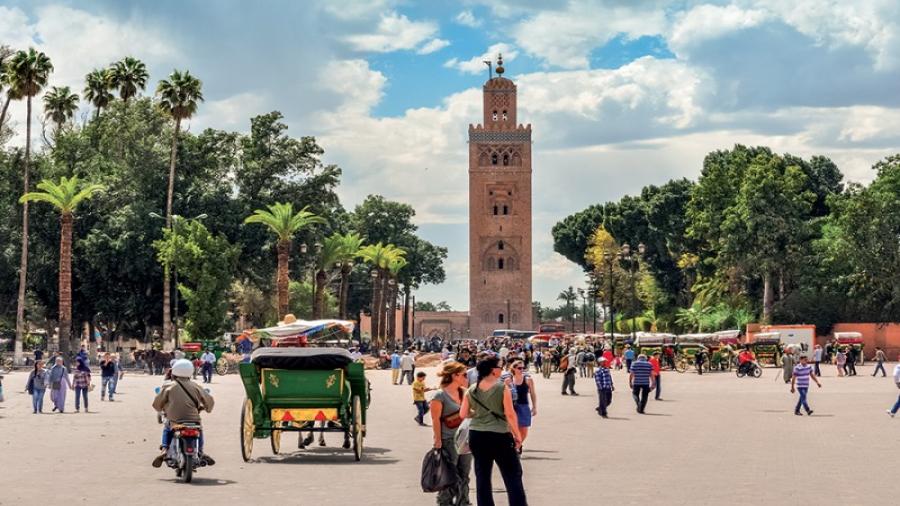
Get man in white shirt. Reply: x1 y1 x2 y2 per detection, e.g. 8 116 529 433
400 351 415 385
888 361 900 417
200 349 216 384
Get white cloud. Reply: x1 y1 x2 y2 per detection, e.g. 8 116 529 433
417 38 450 55
534 253 582 280
315 59 386 115
455 10 482 27
194 92 268 130
344 12 438 53
669 4 770 53
444 43 519 75
510 1 667 69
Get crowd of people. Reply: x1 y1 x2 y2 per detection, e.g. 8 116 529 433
22 346 122 414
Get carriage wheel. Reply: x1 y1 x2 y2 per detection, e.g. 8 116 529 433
271 422 283 455
240 398 254 462
351 396 363 461
674 359 687 373
216 357 229 376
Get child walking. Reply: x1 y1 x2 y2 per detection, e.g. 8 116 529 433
412 371 433 425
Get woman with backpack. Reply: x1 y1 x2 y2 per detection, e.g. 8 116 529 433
460 356 528 506
26 360 49 414
430 361 472 506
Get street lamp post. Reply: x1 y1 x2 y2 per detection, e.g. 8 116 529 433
602 253 615 343
620 242 646 341
577 288 586 333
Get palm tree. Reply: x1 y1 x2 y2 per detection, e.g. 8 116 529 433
20 177 103 353
156 69 203 342
0 45 16 131
42 86 79 138
557 286 577 332
244 203 325 319
5 48 52 363
83 68 114 118
110 56 149 103
386 255 407 346
358 243 405 346
676 302 711 333
313 235 343 319
335 232 364 320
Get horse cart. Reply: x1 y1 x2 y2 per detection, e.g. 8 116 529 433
751 333 783 367
238 319 368 462
834 332 865 365
181 338 236 375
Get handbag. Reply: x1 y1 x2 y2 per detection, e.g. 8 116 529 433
440 411 463 429
420 448 457 493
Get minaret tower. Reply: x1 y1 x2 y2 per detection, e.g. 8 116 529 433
468 55 533 338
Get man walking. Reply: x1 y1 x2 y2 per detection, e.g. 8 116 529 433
873 347 887 377
813 344 823 377
623 345 635 373
201 348 216 384
561 347 578 395
100 353 118 401
390 349 401 385
630 354 655 414
846 347 858 376
888 358 900 417
791 354 822 416
782 348 795 384
400 350 415 385
649 352 662 400
593 357 613 418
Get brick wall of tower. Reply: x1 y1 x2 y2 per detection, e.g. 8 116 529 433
468 75 532 339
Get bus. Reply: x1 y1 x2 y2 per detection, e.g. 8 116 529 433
537 322 566 334
491 329 538 340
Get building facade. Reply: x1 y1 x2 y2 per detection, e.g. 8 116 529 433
468 55 533 339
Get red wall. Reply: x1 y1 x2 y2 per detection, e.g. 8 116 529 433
829 323 900 360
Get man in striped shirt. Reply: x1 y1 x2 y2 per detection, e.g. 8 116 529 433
791 354 822 416
629 355 655 414
593 357 614 418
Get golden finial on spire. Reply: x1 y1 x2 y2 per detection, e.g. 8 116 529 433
496 53 504 76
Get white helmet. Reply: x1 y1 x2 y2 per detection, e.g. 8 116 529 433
171 359 194 378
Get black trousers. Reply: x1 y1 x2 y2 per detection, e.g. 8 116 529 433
632 385 650 413
814 361 821 376
469 430 528 506
596 388 612 416
847 362 857 376
561 369 576 394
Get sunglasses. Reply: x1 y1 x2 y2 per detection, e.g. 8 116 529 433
513 366 524 370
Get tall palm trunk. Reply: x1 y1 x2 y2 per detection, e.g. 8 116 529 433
388 281 399 346
762 270 774 324
14 96 32 362
0 94 11 131
339 264 351 320
58 213 73 354
163 117 181 345
313 269 327 319
370 273 382 347
276 240 290 318
401 285 411 341
379 274 389 343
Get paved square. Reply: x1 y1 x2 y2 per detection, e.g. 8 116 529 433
1 362 896 505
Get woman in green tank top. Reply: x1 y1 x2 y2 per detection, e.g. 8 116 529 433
460 356 528 506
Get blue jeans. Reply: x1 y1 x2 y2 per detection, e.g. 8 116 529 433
873 362 886 377
795 387 811 413
414 400 429 423
101 376 116 400
654 374 662 400
890 394 900 415
75 386 89 411
31 388 46 413
202 363 213 383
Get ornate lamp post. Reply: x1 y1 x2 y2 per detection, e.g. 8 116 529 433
577 288 587 333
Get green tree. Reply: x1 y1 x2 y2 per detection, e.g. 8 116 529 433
332 232 364 320
155 219 239 341
20 176 103 352
156 69 203 341
557 286 577 332
0 45 16 134
83 68 114 118
5 47 53 362
313 234 343 319
244 203 325 319
110 56 149 103
42 86 79 138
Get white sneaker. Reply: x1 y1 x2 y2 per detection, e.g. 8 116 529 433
889 410 896 418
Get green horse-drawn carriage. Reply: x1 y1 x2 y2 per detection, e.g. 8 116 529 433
239 347 369 461
182 338 236 375
751 333 783 367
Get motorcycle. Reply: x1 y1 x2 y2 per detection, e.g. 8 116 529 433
735 361 762 378
166 423 205 483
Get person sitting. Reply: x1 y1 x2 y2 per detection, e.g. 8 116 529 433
152 358 215 468
738 349 756 375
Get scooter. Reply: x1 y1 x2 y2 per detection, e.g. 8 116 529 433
735 361 762 378
166 423 205 483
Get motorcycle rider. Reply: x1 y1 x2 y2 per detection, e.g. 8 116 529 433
737 348 757 376
152 358 215 467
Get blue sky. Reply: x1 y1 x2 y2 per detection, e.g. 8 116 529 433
2 0 900 312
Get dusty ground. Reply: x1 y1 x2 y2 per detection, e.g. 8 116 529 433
1 361 897 505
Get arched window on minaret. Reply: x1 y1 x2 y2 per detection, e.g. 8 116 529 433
502 205 509 215
498 313 505 324
502 110 508 121
491 153 498 165
502 154 509 166
493 205 498 216
498 241 504 251
492 110 498 121
498 258 505 270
